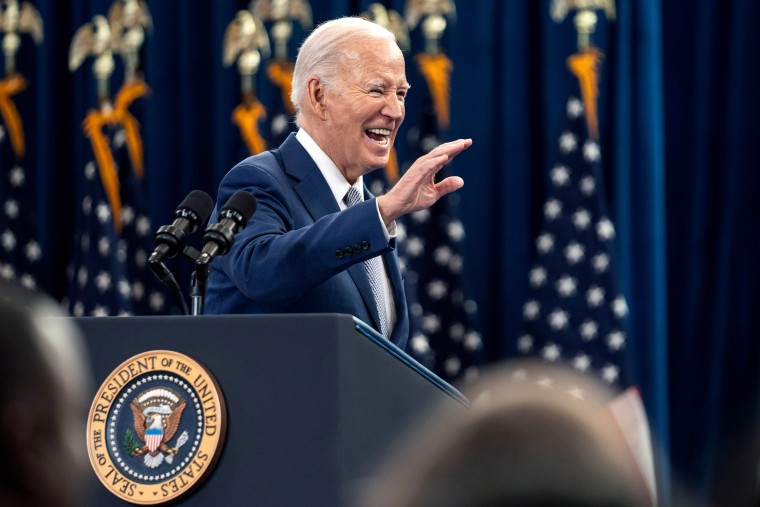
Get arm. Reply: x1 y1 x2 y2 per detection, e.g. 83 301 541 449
215 163 393 304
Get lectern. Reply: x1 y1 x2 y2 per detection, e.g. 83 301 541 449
76 314 467 506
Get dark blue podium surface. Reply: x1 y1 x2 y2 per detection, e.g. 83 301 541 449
76 314 467 506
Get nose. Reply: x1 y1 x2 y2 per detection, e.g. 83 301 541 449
382 94 404 120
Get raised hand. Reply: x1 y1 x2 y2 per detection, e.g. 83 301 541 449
377 138 472 226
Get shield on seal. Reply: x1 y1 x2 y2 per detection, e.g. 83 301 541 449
145 426 163 453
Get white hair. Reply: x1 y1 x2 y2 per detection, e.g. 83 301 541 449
291 17 398 125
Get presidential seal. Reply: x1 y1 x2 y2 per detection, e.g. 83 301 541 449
86 350 227 505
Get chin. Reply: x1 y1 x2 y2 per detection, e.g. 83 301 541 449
370 156 390 172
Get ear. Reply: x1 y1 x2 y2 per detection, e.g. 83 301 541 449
305 76 327 120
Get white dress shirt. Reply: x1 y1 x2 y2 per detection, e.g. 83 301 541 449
295 129 397 335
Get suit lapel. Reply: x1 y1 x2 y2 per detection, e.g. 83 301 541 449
279 134 340 221
277 134 382 332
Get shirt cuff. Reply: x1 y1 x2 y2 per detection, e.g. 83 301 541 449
375 199 396 242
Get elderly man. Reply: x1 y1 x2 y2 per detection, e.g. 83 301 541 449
203 16 471 350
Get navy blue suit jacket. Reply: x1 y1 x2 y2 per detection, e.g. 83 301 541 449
204 133 409 350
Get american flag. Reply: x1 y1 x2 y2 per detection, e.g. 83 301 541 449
517 93 632 389
368 84 482 384
64 156 133 317
0 125 46 292
113 128 173 315
516 92 658 502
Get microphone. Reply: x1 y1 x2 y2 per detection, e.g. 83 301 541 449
149 190 214 265
197 190 258 265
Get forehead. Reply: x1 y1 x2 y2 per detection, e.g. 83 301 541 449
341 40 407 85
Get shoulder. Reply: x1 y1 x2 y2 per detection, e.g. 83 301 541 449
220 150 283 191
222 134 305 184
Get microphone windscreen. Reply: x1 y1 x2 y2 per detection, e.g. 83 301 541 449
176 190 215 226
221 190 258 225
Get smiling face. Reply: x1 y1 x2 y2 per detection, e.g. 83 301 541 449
308 39 409 183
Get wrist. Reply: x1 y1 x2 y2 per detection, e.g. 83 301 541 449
377 195 398 228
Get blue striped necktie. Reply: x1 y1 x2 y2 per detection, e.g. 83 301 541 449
344 186 389 339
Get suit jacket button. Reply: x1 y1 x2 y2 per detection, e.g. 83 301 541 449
352 244 361 253
361 241 369 250
335 250 344 259
344 247 354 256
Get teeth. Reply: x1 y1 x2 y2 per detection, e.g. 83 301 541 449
367 128 391 136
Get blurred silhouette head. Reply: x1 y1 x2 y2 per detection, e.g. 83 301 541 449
359 360 653 507
0 281 92 507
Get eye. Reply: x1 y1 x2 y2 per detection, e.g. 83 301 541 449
397 90 407 102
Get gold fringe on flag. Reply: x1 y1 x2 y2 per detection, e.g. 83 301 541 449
0 74 28 159
415 52 453 129
81 78 149 232
113 80 150 179
567 48 603 140
83 108 123 233
232 99 267 156
267 60 295 114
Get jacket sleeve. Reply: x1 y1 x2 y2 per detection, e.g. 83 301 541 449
213 159 394 305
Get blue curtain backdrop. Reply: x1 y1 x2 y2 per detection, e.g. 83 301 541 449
9 0 760 505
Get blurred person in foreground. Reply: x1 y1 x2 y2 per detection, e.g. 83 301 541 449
0 281 93 507
203 16 472 351
358 360 655 507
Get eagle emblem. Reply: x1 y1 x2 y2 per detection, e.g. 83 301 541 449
128 387 188 469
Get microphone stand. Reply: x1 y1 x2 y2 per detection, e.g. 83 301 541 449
192 252 213 316
149 243 206 316
148 258 189 316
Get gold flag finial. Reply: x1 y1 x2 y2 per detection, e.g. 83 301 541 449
250 0 312 61
0 0 43 159
363 3 410 52
69 15 114 102
223 9 270 98
224 9 272 156
251 0 311 116
405 0 456 55
108 0 152 83
550 0 615 52
0 0 43 76
550 0 615 140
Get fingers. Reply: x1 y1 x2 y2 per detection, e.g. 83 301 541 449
377 138 471 224
420 138 472 176
428 138 472 159
435 176 465 198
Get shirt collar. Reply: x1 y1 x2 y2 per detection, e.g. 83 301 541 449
295 128 363 209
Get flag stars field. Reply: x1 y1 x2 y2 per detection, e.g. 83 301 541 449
559 132 578 153
580 175 596 195
529 266 547 287
556 275 577 297
572 208 591 229
536 232 555 254
583 140 600 162
519 94 632 388
551 164 571 186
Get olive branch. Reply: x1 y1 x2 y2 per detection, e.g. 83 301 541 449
123 428 141 456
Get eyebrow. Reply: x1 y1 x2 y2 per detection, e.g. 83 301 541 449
367 80 411 91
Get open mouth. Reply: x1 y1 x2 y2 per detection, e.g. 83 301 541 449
365 128 391 146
